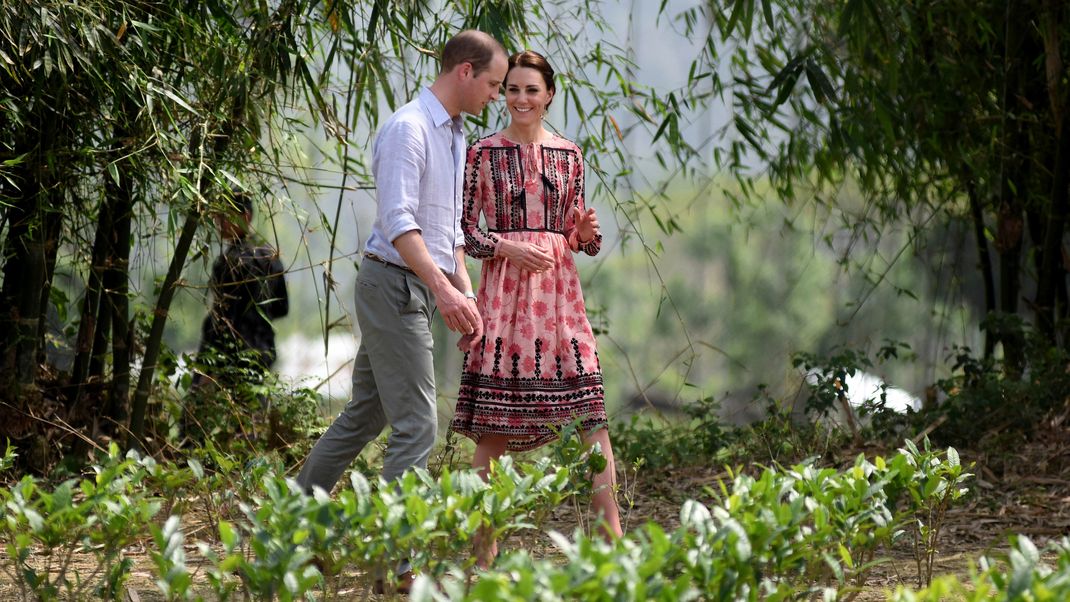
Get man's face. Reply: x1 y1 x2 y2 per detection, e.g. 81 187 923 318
459 53 508 116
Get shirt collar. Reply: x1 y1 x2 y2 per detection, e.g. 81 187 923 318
419 87 462 130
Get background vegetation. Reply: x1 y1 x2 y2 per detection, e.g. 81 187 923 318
1 0 1069 599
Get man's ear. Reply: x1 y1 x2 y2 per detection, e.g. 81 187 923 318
457 61 473 80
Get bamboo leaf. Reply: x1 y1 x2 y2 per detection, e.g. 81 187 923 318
761 0 775 29
804 59 838 104
150 84 196 114
724 0 748 37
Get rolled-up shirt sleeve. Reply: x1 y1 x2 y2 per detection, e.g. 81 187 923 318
373 118 426 243
454 216 465 251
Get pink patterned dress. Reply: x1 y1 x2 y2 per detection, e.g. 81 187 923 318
450 132 606 451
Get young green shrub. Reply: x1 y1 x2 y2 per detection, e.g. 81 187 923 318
0 444 162 601
149 515 194 601
611 414 692 470
173 433 601 600
611 395 731 471
413 523 694 602
1 439 15 473
228 475 323 601
890 536 1070 601
925 322 1070 449
441 444 972 601
892 438 973 587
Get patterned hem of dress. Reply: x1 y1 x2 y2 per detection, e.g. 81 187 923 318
449 417 609 453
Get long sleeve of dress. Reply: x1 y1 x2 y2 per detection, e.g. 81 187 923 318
564 150 602 256
462 144 501 259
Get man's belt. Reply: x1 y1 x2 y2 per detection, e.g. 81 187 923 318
363 252 415 274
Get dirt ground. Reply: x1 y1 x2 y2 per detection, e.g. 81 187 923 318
2 422 1068 601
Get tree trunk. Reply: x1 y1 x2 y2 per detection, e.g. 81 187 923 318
35 207 63 368
102 161 134 424
1035 0 1069 343
69 207 110 409
88 292 112 384
994 2 1030 374
1036 117 1070 342
0 164 46 399
964 177 997 358
127 208 201 448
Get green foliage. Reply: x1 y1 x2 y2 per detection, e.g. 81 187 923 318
923 327 1070 448
612 414 697 470
725 397 846 467
891 536 1070 601
149 516 194 601
415 444 971 601
182 442 601 599
793 347 876 418
669 0 1070 348
423 526 693 602
612 395 732 470
0 437 981 601
0 440 15 474
0 444 163 600
895 439 973 587
163 350 324 458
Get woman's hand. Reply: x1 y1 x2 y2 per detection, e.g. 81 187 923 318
457 332 478 351
573 206 600 243
498 239 554 273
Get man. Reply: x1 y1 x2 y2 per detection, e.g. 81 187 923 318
189 193 288 437
297 27 506 545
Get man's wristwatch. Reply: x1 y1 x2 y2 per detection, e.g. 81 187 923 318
464 291 478 301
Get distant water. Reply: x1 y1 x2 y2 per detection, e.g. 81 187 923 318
275 333 357 400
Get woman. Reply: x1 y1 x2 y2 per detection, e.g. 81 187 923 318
450 50 623 562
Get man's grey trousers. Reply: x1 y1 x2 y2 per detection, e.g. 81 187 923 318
297 258 437 492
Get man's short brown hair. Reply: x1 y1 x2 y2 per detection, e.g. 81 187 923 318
441 30 506 76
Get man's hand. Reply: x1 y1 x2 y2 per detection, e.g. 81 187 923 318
436 287 483 340
455 296 483 351
392 232 483 340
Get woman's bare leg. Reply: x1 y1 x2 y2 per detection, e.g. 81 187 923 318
583 427 624 539
472 434 510 568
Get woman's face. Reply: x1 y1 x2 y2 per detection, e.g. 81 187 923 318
504 66 553 127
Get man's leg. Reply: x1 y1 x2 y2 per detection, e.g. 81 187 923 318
359 268 437 483
296 261 437 492
296 341 387 493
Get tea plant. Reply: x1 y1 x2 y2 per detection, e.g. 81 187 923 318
890 536 1070 601
421 443 972 601
0 444 163 601
725 397 842 466
893 439 973 587
0 437 975 601
143 438 603 600
1 440 15 473
418 524 692 602
149 515 195 601
683 455 901 599
926 331 1070 450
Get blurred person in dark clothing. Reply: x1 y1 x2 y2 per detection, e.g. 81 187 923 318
190 193 289 408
